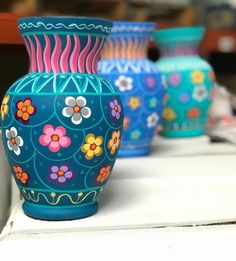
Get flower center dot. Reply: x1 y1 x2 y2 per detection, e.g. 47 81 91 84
51 134 59 142
73 105 80 113
21 106 27 112
57 170 64 176
114 105 118 112
120 80 127 87
90 143 97 150
114 137 118 143
10 138 16 144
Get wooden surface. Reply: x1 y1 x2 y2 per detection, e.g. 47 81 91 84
1 136 236 260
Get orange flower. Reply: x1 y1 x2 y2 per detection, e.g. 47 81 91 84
15 97 36 124
13 165 30 186
187 107 200 119
96 165 111 183
108 130 120 155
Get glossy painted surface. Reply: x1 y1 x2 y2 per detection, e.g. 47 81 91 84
99 22 164 156
0 17 123 220
154 27 215 138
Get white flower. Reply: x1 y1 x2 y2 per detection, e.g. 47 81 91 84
62 96 91 125
5 127 24 156
192 85 208 102
114 75 133 92
147 113 159 128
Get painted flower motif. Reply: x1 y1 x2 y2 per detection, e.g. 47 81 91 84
114 75 133 92
13 165 30 186
110 99 122 120
146 76 156 88
191 70 205 84
81 134 103 160
15 97 36 124
62 96 91 125
96 165 111 183
128 97 141 110
168 72 182 87
1 94 10 121
147 113 159 128
192 85 208 102
162 108 176 121
131 129 141 140
149 97 158 108
39 124 71 153
123 117 130 130
187 107 201 119
6 127 23 156
108 130 120 155
49 165 73 183
178 92 190 104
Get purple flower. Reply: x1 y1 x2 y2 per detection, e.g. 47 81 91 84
49 165 73 183
168 72 182 87
179 92 190 104
146 76 156 88
110 99 121 120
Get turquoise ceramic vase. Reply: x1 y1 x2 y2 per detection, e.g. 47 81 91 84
99 22 164 157
0 17 124 220
153 27 215 138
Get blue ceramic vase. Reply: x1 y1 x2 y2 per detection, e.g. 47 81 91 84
153 27 215 138
99 22 165 157
0 17 124 220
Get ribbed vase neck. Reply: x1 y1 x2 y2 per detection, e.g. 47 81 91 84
100 36 150 59
158 41 200 57
18 17 112 74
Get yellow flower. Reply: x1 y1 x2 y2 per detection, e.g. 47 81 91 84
191 70 205 84
1 94 10 121
128 97 141 110
108 130 120 155
162 108 176 121
81 134 103 160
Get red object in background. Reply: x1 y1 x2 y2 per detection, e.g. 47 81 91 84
0 13 23 45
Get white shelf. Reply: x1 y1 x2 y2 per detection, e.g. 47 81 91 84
1 135 236 260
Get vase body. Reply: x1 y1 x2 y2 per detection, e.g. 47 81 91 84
153 27 215 138
99 22 165 157
0 17 124 220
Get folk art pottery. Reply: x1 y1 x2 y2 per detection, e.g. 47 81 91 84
99 22 165 157
153 27 215 138
0 17 124 220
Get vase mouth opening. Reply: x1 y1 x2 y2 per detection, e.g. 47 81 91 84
18 16 113 36
110 21 156 35
153 26 205 43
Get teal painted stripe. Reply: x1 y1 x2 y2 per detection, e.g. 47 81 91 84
22 31 107 38
8 91 117 96
19 186 103 193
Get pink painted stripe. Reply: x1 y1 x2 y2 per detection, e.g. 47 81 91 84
34 35 43 72
70 34 81 73
27 36 36 72
60 35 71 73
78 35 91 73
86 37 100 74
51 34 62 73
43 35 51 73
92 38 105 74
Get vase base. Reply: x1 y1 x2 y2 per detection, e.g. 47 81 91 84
162 129 205 138
22 201 98 221
118 148 150 157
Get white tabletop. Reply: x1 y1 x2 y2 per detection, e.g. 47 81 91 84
1 136 236 260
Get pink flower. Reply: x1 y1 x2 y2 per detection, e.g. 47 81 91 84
39 124 71 153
